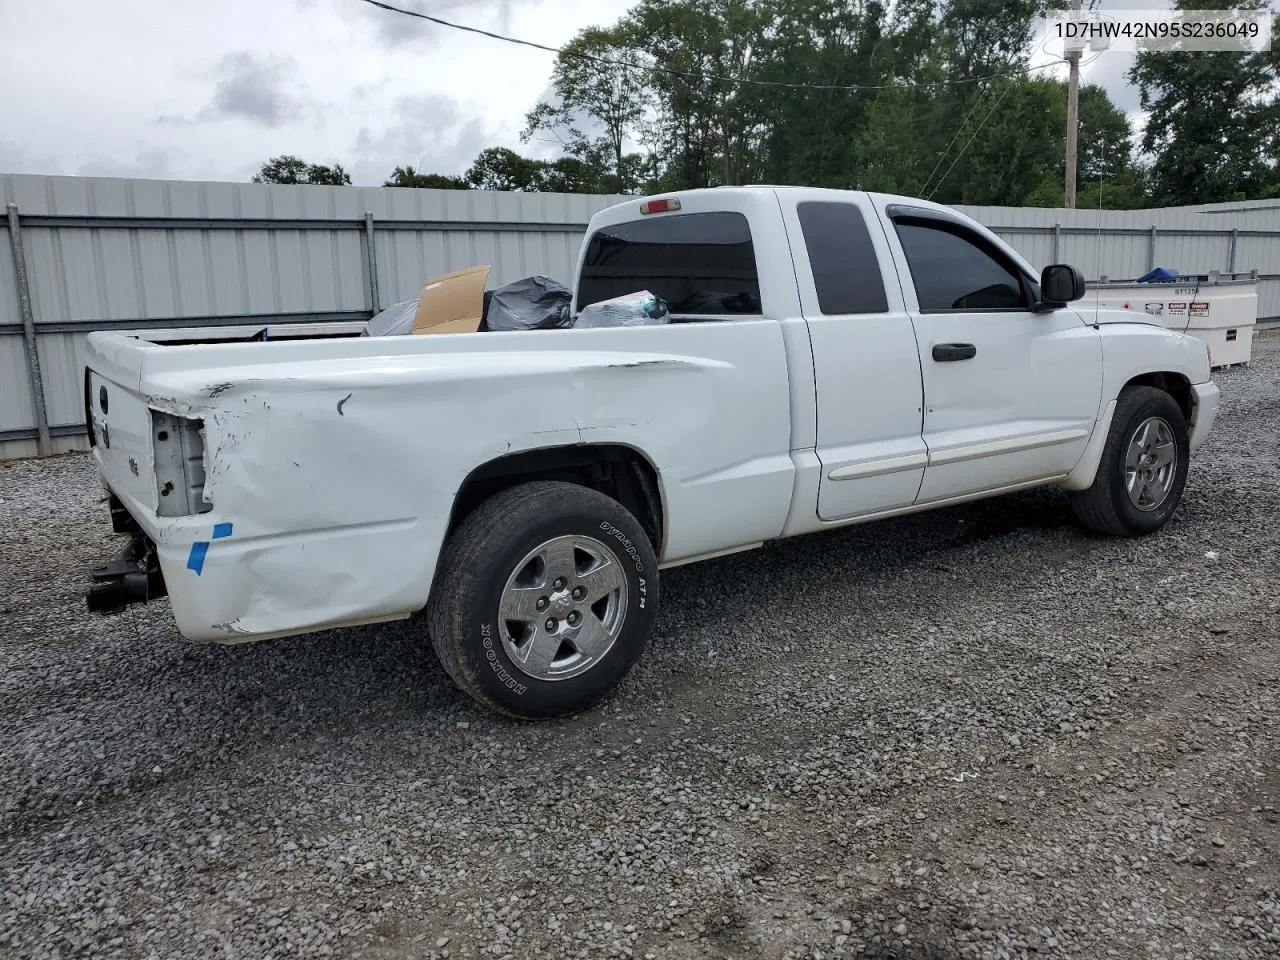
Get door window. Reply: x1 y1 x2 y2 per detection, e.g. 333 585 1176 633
894 220 1028 312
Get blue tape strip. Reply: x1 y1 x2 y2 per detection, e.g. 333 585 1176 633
212 522 233 540
186 541 210 575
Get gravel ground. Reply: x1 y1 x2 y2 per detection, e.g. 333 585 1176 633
2 333 1278 960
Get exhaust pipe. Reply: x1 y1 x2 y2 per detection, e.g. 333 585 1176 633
86 535 167 614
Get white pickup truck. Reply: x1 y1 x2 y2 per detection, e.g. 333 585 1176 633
84 187 1219 717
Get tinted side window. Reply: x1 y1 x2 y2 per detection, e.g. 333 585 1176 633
578 212 761 315
797 202 888 314
894 221 1027 311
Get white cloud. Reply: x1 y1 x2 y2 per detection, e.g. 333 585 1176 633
0 0 633 184
72 147 178 180
199 52 305 128
352 92 499 183
1081 48 1142 115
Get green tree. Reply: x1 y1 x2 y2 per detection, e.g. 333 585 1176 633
523 25 652 192
857 72 1143 208
1129 1 1279 204
752 0 905 188
849 0 1060 202
539 156 597 193
1076 84 1135 184
383 165 468 189
1022 84 1149 209
464 147 550 191
940 0 1042 77
252 155 351 185
922 78 1064 205
621 0 774 190
511 0 1073 197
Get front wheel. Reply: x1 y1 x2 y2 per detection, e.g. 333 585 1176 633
427 481 658 718
1069 385 1190 537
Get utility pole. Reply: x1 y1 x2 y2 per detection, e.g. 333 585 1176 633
1065 0 1082 208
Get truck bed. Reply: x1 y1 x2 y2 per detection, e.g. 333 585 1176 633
84 318 799 641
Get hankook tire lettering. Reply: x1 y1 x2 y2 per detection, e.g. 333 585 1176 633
599 521 646 572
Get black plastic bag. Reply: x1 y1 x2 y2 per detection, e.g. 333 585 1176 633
484 276 574 331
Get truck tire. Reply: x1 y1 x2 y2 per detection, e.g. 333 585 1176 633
427 481 658 718
1069 386 1190 537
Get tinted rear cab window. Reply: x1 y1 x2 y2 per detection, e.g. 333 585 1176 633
797 201 888 314
578 211 761 316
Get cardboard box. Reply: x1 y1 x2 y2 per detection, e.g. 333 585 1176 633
412 265 491 335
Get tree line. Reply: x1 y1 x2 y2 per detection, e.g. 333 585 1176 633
254 0 1280 208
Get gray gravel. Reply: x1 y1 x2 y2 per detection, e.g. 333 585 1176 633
3 333 1278 960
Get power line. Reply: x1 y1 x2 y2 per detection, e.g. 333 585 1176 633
358 0 1067 93
919 17 1106 201
919 77 1000 196
924 83 1014 200
921 44 1106 202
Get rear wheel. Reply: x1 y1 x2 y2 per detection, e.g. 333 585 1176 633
1069 386 1190 536
427 481 658 718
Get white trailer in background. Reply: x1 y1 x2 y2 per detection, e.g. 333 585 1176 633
1087 271 1259 367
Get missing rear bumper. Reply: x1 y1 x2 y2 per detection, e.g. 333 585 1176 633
86 534 167 614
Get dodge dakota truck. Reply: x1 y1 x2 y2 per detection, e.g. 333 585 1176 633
84 187 1220 717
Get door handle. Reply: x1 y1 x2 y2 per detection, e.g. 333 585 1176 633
932 342 977 362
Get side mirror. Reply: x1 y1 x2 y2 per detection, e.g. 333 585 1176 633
1038 264 1086 308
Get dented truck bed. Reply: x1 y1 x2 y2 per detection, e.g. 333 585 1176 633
83 314 796 642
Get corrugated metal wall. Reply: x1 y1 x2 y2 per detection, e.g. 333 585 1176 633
2 173 1278 459
0 174 627 457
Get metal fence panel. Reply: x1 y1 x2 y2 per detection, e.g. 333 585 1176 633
0 208 15 321
1062 233 1150 278
1261 286 1280 321
0 337 35 433
1233 237 1280 321
1236 236 1280 274
35 332 90 428
1162 232 1233 274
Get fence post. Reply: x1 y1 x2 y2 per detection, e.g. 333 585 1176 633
364 211 381 314
1228 227 1238 274
1052 222 1061 262
1148 225 1158 273
6 202 50 456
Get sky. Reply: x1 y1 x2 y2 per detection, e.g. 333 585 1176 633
0 0 634 185
0 0 1255 187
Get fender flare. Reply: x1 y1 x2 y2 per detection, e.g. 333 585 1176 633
1061 399 1118 492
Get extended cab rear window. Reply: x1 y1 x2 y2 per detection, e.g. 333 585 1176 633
797 201 888 315
578 212 762 316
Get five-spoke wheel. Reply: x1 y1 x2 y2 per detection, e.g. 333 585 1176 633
427 481 658 717
499 535 629 681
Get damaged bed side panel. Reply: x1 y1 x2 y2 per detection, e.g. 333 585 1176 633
91 320 794 643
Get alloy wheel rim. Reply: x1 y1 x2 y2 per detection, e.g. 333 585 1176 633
498 535 628 681
1124 416 1177 512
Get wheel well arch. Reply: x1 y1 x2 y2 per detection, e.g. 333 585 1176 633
1122 371 1193 423
447 444 665 554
